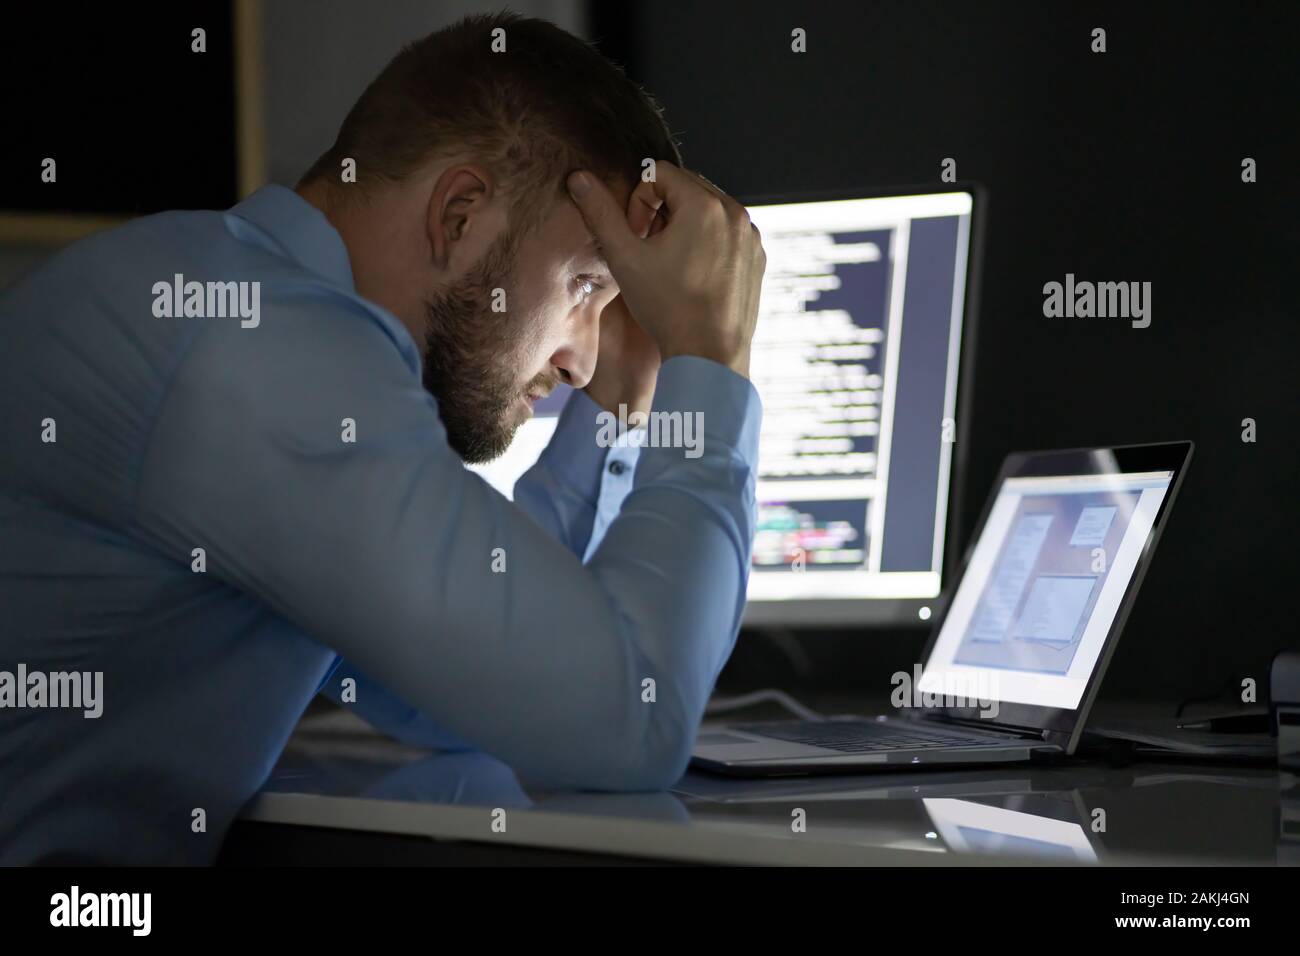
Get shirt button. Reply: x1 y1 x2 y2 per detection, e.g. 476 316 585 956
608 460 627 476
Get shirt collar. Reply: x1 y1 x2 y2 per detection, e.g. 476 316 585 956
227 184 356 290
226 184 424 378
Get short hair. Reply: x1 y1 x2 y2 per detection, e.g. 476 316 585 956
300 11 683 235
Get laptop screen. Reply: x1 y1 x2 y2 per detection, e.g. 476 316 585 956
920 469 1174 710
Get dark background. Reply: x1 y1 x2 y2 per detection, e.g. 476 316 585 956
4 1 1295 711
592 0 1298 707
0 3 240 215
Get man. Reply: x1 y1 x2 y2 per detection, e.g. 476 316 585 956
0 13 764 863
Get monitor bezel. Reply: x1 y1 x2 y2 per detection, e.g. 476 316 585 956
739 183 985 627
918 440 1195 749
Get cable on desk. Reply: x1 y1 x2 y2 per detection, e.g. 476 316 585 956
705 689 828 722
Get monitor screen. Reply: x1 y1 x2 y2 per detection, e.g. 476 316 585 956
743 190 974 623
469 188 977 626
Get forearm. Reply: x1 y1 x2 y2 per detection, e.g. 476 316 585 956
318 659 478 751
139 312 760 791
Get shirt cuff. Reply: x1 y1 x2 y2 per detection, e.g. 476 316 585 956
646 355 763 466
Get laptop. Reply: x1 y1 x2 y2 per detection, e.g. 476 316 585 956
692 441 1193 776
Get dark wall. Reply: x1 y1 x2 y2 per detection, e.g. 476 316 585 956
593 0 1299 704
1 3 240 215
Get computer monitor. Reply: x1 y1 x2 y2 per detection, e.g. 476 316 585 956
470 185 982 627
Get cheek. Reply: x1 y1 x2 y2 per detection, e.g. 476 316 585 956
520 293 576 361
501 304 561 382
506 264 581 376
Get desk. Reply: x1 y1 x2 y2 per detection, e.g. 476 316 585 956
221 708 1298 866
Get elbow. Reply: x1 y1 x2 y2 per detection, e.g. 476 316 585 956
565 598 728 792
586 692 698 792
621 729 694 792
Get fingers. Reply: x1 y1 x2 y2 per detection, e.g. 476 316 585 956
627 161 736 221
568 162 757 311
566 163 718 273
566 171 637 268
625 179 663 239
646 203 668 237
570 162 745 247
566 161 763 379
672 164 754 233
675 165 745 221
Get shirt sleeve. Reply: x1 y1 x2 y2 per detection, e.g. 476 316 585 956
511 388 609 558
332 389 640 751
318 657 479 751
510 384 644 563
132 294 761 790
584 438 640 562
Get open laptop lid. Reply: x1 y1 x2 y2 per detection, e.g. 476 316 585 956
917 442 1194 751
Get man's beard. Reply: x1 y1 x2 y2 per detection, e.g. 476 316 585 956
421 228 548 464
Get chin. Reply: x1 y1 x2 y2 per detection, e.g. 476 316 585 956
456 418 522 465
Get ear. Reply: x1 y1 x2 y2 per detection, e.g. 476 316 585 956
427 164 494 268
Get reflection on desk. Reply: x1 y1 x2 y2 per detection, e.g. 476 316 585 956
231 709 1298 866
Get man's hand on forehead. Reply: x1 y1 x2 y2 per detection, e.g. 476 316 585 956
572 175 665 261
626 179 666 239
565 160 765 378
575 175 666 419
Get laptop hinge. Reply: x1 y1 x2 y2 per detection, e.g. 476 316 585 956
934 714 1048 740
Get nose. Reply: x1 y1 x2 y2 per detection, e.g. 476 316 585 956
551 309 600 390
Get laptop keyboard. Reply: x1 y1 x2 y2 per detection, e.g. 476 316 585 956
730 719 1018 754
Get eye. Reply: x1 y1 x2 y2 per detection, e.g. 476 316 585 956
574 274 604 300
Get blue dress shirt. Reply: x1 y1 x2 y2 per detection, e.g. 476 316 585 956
0 185 761 863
